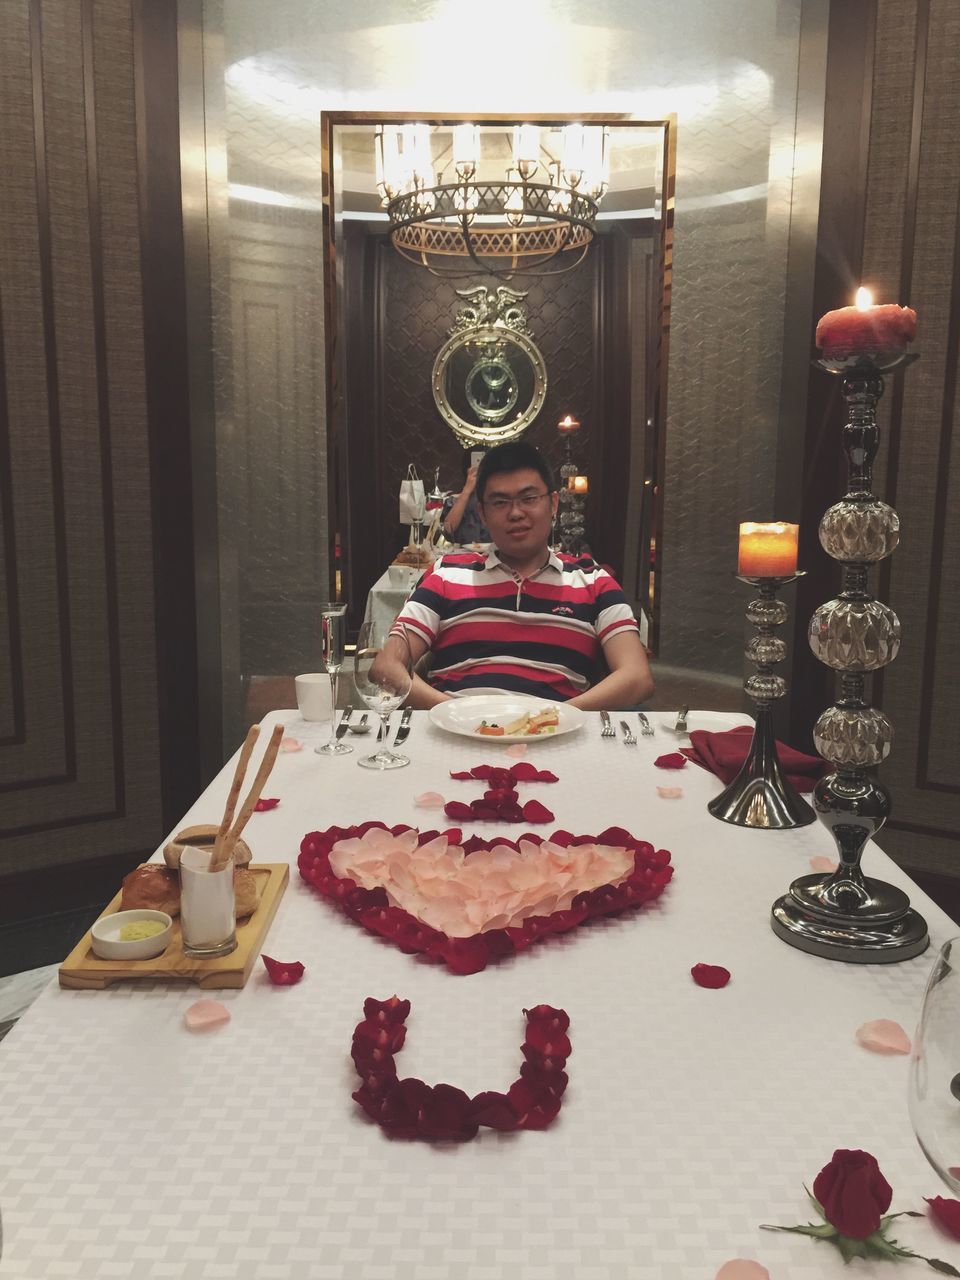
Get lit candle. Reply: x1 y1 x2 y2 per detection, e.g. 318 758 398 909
557 414 581 434
569 475 589 494
738 522 799 577
816 287 917 356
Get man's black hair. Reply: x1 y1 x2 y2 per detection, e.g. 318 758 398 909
476 440 555 502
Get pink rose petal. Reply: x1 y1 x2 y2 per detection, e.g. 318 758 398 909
655 752 687 769
855 1019 911 1055
254 797 280 811
691 963 731 989
657 786 683 799
810 855 839 873
715 1263 769 1280
280 737 303 752
506 743 528 757
184 999 231 1032
414 791 446 809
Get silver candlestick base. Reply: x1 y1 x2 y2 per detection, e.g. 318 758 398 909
709 573 816 830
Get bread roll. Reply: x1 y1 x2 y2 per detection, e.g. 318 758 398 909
163 824 252 870
120 864 181 916
234 867 261 918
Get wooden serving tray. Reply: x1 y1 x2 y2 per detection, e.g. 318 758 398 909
58 863 289 990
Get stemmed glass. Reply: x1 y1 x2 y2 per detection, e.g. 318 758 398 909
353 621 413 770
314 602 352 756
909 936 960 1192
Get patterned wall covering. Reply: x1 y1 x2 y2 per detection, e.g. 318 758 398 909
858 0 960 877
0 0 165 873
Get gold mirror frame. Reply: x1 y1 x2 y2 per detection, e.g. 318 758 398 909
431 287 547 445
321 112 676 653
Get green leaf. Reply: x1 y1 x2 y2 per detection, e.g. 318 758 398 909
761 1222 838 1241
882 1210 925 1222
804 1186 828 1220
926 1259 960 1277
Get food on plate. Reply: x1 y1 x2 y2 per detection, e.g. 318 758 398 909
474 706 561 737
163 824 252 870
118 920 167 942
121 864 181 915
392 545 434 568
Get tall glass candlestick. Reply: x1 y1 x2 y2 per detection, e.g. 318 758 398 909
771 349 928 962
709 572 815 829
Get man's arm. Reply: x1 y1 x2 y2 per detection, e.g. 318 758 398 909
441 466 477 538
567 630 653 711
376 627 452 709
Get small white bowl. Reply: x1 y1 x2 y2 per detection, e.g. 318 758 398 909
90 909 173 961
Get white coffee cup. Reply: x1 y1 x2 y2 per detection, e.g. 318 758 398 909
295 673 333 722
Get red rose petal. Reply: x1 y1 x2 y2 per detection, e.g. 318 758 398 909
691 963 731 988
254 797 280 810
261 955 305 985
654 753 687 769
449 770 474 780
521 799 555 823
443 800 473 820
927 1197 960 1240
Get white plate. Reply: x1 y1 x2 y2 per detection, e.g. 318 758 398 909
429 694 586 744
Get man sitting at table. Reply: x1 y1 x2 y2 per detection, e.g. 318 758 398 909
386 440 653 711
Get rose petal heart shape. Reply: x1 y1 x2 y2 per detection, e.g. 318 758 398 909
298 822 674 974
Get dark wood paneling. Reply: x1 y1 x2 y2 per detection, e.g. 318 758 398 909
0 0 197 888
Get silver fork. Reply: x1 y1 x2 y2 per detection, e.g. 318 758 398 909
675 705 689 734
619 720 638 746
637 712 654 737
600 709 616 738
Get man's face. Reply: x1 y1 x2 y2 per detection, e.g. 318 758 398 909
478 467 559 561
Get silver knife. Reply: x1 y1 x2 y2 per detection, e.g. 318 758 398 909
335 710 353 739
393 707 414 746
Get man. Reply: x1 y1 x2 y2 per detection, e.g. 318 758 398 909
388 440 653 710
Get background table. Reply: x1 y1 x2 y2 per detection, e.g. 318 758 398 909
0 710 957 1279
362 564 421 638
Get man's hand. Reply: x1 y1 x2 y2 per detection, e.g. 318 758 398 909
567 630 654 711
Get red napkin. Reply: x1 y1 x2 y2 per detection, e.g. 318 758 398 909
681 726 827 793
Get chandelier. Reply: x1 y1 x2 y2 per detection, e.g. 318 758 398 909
374 123 609 278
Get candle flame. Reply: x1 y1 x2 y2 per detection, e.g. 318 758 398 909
855 286 873 310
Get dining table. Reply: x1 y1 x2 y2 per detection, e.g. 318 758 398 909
0 708 957 1280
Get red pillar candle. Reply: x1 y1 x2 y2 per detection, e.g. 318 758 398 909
816 287 917 356
738 522 799 577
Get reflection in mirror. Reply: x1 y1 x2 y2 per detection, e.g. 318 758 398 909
322 115 674 651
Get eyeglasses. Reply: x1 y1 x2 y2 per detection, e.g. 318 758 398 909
482 491 552 514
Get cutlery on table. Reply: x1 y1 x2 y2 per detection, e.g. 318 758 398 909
377 715 388 741
675 705 689 734
348 713 371 734
619 720 638 746
600 709 616 739
393 707 414 747
335 710 353 740
637 712 654 737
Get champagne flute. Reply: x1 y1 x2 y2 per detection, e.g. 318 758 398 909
909 936 960 1191
353 621 412 770
315 602 352 756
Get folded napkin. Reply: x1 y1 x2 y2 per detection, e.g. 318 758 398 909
681 726 827 793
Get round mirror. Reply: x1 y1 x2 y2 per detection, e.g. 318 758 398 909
432 324 547 446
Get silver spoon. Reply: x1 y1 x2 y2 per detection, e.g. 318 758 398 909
348 713 372 735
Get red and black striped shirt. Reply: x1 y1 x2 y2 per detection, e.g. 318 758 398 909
394 547 639 700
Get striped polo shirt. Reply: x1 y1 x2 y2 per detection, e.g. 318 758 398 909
394 547 639 700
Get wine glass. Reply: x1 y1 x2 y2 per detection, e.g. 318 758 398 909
909 936 960 1192
353 621 412 770
314 602 352 756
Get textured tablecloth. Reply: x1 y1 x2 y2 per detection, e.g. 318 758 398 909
0 710 957 1280
362 565 421 640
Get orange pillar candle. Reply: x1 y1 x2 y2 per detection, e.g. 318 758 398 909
738 522 799 577
569 475 589 494
557 414 581 434
816 287 917 356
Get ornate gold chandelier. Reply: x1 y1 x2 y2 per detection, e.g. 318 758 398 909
374 123 609 278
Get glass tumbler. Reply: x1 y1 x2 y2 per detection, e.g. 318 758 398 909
180 845 237 958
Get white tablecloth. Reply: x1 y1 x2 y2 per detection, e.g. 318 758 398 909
0 710 956 1280
362 565 421 638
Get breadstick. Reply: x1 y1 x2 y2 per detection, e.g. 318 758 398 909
214 724 284 868
212 726 260 864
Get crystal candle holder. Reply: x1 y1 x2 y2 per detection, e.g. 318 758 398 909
708 572 816 829
771 350 928 962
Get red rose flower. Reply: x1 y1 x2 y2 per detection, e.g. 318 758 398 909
926 1197 960 1240
812 1149 893 1239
